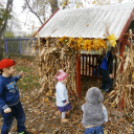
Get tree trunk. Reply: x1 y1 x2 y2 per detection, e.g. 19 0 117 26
50 0 58 14
0 0 14 39
0 0 14 60
0 39 4 60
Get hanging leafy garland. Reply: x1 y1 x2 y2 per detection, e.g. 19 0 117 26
59 34 117 51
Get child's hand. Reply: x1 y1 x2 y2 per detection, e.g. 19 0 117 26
109 74 113 79
19 71 24 77
64 101 68 105
4 108 11 113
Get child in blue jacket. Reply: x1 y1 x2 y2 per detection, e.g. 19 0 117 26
0 59 31 134
100 47 117 92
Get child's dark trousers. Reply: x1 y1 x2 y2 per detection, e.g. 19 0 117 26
100 68 113 92
0 101 26 134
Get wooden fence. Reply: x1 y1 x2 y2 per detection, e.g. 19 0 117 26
80 54 117 79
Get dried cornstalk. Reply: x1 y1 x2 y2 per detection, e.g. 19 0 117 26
33 37 77 98
107 29 134 113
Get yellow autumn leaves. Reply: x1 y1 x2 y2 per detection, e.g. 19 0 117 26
61 0 69 8
59 34 117 51
107 34 117 47
92 0 121 5
59 36 107 51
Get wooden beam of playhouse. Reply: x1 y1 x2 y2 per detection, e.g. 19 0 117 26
118 8 134 43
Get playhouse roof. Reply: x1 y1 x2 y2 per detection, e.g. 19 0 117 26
35 3 134 42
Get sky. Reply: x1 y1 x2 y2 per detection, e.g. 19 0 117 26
11 0 42 36
8 0 134 36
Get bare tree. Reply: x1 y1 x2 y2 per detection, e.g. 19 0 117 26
24 0 59 25
24 0 84 26
49 0 58 13
25 0 44 25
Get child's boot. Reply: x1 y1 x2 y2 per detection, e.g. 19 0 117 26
18 130 32 134
23 131 32 134
61 118 69 123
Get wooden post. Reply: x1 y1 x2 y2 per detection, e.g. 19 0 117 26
118 30 132 111
92 55 94 77
89 55 91 77
120 41 125 56
120 39 125 73
76 55 81 99
82 55 84 75
117 39 125 111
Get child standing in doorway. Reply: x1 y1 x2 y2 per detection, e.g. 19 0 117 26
0 59 31 134
81 87 108 134
55 70 71 123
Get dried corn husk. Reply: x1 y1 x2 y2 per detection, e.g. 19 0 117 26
108 29 134 113
33 38 77 97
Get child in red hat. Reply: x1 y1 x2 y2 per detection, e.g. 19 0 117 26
55 70 71 123
0 59 31 134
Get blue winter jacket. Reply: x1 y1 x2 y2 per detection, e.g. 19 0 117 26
0 75 21 110
100 52 113 74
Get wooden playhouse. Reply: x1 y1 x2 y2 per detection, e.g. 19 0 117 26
33 3 134 104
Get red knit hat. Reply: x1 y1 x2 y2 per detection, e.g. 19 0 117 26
0 59 16 70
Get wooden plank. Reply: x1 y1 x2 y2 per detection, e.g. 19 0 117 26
80 54 104 79
95 56 97 76
89 55 91 77
92 55 94 77
117 37 126 111
120 39 125 73
86 55 87 76
83 55 84 75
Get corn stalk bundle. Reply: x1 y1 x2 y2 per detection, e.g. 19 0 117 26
105 30 134 113
33 36 77 97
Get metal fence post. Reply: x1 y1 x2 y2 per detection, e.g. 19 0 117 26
4 37 8 53
19 37 21 54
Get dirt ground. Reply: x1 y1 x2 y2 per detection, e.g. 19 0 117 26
0 59 133 134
